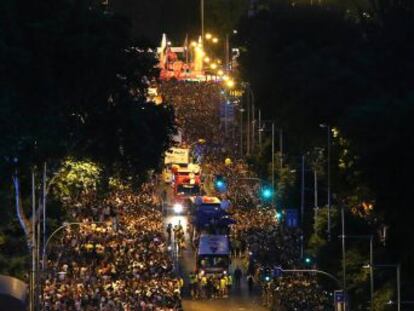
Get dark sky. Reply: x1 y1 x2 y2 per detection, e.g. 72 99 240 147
111 0 201 45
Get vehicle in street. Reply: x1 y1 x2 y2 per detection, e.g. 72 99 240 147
163 147 191 183
197 234 230 275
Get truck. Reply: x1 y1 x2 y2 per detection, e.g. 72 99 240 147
163 147 190 183
189 196 235 275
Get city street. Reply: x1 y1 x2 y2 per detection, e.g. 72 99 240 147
164 204 267 311
3 1 412 309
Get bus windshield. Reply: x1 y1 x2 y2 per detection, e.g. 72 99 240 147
198 255 229 269
177 185 200 195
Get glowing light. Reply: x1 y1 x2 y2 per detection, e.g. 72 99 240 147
217 70 224 76
276 212 282 220
261 187 273 200
226 80 235 88
205 33 212 40
223 75 230 81
212 37 219 43
173 203 184 214
191 41 197 47
210 63 217 70
204 57 210 63
217 60 222 64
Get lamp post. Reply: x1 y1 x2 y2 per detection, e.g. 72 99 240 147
320 123 331 241
201 0 204 41
244 84 254 155
342 235 374 311
369 264 401 311
239 107 245 157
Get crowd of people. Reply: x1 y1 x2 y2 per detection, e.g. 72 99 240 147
41 78 334 310
43 186 183 311
188 271 234 299
161 79 334 310
264 275 332 311
159 81 225 145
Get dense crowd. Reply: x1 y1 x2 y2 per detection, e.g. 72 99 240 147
43 186 183 311
159 81 225 145
265 275 332 311
161 79 334 310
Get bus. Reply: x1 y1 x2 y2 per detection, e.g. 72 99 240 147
197 234 230 275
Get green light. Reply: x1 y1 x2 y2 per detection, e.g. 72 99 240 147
305 257 312 264
216 180 224 188
276 211 282 220
260 187 273 201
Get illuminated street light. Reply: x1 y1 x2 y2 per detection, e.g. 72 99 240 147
226 79 235 88
191 41 197 47
205 33 212 40
210 63 217 70
276 211 283 221
204 57 210 63
217 70 224 76
212 37 219 43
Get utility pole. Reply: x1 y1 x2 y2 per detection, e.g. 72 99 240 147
327 125 332 240
240 108 244 156
246 90 251 155
370 236 374 311
320 123 331 240
279 129 283 168
271 122 275 206
341 205 347 306
300 155 305 259
225 34 230 72
397 264 401 311
258 109 262 149
314 169 318 221
42 163 47 271
225 101 228 137
201 0 204 41
251 101 255 152
31 170 36 311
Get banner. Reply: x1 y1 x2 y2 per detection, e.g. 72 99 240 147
164 148 190 165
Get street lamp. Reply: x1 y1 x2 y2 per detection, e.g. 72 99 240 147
226 79 235 88
42 221 105 270
342 234 374 311
320 123 331 241
364 264 401 311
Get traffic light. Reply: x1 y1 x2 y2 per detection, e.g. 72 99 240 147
304 256 313 266
214 176 227 192
276 211 283 221
260 186 274 201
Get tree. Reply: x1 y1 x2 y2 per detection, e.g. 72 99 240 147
0 0 175 278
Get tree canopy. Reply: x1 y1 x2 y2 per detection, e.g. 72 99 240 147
236 0 414 303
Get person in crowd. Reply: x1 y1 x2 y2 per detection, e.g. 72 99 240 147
234 266 242 289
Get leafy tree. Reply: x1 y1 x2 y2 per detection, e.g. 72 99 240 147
0 0 175 278
52 159 102 201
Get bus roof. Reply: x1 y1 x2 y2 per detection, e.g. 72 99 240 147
198 234 229 256
190 196 221 204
